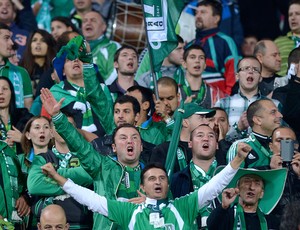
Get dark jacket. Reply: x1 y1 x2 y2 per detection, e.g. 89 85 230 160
207 205 279 230
150 141 192 174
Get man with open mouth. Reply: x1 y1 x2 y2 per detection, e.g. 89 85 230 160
215 56 281 142
207 167 287 230
41 138 253 230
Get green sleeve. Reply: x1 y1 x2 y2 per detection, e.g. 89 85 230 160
173 191 199 225
107 199 136 228
27 155 65 196
52 112 105 179
83 64 115 134
58 166 93 187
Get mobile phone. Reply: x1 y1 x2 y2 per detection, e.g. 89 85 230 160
280 140 294 162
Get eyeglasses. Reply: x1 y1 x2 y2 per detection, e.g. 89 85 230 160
238 66 261 74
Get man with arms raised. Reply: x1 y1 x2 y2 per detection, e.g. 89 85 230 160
41 143 251 230
41 88 146 230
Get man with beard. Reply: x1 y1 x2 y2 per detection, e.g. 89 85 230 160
207 168 286 230
40 143 252 230
191 0 239 96
215 56 281 141
108 45 139 100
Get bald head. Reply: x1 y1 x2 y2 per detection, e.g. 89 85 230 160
38 204 69 230
254 39 281 75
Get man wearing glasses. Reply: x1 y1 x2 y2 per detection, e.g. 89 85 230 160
215 56 282 141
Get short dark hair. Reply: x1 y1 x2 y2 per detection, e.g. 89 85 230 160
114 45 138 63
211 107 229 122
127 85 154 115
237 56 262 72
140 163 168 185
112 123 140 144
190 123 216 141
288 47 300 69
246 98 272 127
197 0 222 25
183 44 206 61
114 95 140 116
157 77 178 94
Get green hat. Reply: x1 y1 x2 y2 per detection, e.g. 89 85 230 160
181 103 215 119
214 167 287 214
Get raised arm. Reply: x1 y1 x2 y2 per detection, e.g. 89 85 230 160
197 142 251 208
40 88 105 179
41 163 109 216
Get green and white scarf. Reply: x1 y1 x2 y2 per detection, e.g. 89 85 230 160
182 78 207 105
233 203 268 230
52 146 72 168
190 160 217 228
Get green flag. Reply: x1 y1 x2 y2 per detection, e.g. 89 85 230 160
142 0 186 72
165 101 184 179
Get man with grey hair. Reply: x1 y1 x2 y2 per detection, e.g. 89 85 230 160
254 39 288 96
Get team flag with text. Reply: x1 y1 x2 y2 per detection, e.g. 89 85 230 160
142 0 186 72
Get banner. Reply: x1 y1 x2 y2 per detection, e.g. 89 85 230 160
142 0 186 72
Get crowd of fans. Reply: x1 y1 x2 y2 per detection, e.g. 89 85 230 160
1 0 300 229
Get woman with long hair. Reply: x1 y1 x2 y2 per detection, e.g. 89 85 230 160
20 29 57 96
19 116 53 175
0 76 33 153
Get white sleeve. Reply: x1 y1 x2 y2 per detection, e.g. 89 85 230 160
62 179 109 216
197 163 237 209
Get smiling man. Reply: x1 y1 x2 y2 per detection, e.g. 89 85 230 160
227 98 283 169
